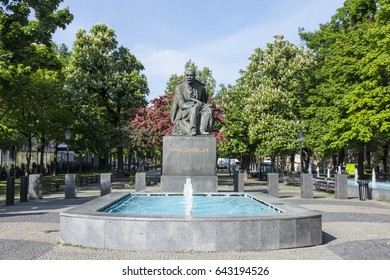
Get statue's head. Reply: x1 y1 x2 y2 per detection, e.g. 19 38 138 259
184 67 196 85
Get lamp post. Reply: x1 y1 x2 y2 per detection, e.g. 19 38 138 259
65 129 72 174
298 130 304 174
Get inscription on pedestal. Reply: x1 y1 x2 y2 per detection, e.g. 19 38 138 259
161 136 217 192
162 136 216 176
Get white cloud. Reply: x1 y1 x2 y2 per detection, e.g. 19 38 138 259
133 43 188 80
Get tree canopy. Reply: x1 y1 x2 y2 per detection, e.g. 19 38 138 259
300 0 390 173
0 0 73 174
65 23 149 175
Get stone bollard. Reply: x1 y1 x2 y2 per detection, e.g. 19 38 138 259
29 174 42 199
300 174 313 199
20 176 28 202
65 174 77 199
135 172 146 192
335 174 348 199
6 177 15 206
233 171 244 192
267 173 279 197
100 173 112 196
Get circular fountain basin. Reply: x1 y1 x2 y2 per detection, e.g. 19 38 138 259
60 192 322 252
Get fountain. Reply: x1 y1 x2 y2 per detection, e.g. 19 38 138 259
60 190 322 251
327 168 331 178
59 67 322 252
316 167 320 177
183 178 193 216
372 169 376 188
338 165 342 174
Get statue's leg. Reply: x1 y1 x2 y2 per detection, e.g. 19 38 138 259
200 105 212 135
189 106 199 135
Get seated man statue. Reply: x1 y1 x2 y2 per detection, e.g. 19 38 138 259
170 67 213 136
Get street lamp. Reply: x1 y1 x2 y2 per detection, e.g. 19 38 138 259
298 130 304 173
65 128 72 174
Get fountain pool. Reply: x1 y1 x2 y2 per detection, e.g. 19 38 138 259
60 192 322 252
101 193 282 216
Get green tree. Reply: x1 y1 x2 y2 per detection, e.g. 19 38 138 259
0 0 73 175
300 0 390 175
221 35 315 173
66 24 149 175
244 35 315 159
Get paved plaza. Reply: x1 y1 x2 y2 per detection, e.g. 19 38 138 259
1 172 390 260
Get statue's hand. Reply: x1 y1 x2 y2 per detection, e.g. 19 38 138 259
182 101 195 109
190 98 203 107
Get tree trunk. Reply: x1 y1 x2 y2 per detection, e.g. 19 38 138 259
241 154 251 181
79 155 83 173
25 136 32 176
358 149 364 179
117 145 124 177
53 144 58 176
338 148 345 166
290 153 295 173
332 153 337 169
39 138 45 175
383 144 388 176
366 149 371 167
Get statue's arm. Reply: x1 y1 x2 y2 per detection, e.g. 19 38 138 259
176 88 194 109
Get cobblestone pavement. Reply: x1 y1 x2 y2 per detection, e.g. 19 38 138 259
1 176 390 260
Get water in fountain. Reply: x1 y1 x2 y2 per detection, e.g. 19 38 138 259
183 178 193 216
372 169 376 188
308 164 312 174
338 165 342 174
327 168 330 178
316 167 320 177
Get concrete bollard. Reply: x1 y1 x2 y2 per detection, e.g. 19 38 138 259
267 173 279 197
65 174 77 199
20 176 28 202
135 172 146 192
233 171 244 192
6 177 15 206
300 174 313 199
335 174 348 199
100 173 112 196
29 174 42 199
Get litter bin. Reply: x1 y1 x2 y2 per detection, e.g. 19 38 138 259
357 180 369 201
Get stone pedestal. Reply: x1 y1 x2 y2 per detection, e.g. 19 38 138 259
65 174 77 199
267 173 279 197
335 174 348 199
29 174 42 199
135 172 146 192
233 171 244 192
100 173 112 196
300 174 313 199
160 136 217 193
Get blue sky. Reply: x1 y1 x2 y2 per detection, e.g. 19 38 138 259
53 0 345 100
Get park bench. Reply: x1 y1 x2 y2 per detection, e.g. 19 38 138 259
313 178 335 193
77 175 100 186
42 177 63 194
285 176 300 186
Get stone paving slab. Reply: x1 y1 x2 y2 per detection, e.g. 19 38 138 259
0 239 55 260
1 177 390 260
